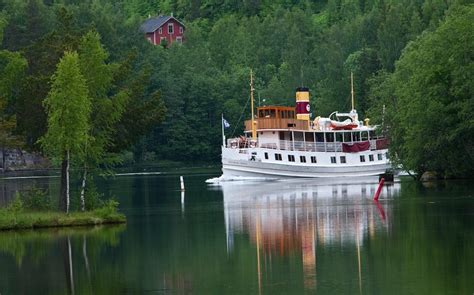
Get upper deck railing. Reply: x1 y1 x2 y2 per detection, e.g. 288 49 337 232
228 138 389 152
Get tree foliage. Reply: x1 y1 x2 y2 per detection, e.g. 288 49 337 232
369 5 474 177
41 51 91 161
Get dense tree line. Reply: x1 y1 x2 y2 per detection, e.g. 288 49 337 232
0 0 471 178
368 5 473 177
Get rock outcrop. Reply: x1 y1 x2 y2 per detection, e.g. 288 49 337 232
0 148 49 172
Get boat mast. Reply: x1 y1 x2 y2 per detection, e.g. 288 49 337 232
351 72 355 111
250 69 257 140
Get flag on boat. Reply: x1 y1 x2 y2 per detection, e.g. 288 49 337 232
223 118 230 128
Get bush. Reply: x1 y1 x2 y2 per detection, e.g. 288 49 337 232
85 181 105 211
94 199 119 219
21 188 52 211
7 193 24 215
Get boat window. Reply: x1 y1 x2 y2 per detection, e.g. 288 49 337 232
344 132 352 142
264 152 268 160
300 156 306 163
353 132 361 142
325 133 334 142
289 111 295 118
270 109 276 118
275 153 282 161
315 133 324 142
288 155 295 162
305 132 314 142
331 156 336 164
311 156 317 163
369 154 374 161
279 131 286 140
361 131 368 141
259 110 264 118
369 131 376 140
377 153 382 161
294 132 304 142
264 109 270 117
360 155 366 162
340 156 346 163
336 133 343 142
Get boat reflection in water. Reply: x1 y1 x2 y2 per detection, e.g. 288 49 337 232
215 178 400 292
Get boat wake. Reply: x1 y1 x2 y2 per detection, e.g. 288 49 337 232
205 175 275 184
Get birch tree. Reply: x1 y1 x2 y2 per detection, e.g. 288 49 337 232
77 31 128 211
41 51 91 213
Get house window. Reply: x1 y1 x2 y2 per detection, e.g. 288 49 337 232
340 156 346 163
369 154 374 162
264 152 268 160
159 28 162 34
168 23 174 34
179 26 183 33
360 155 366 162
331 156 336 164
311 156 317 163
300 156 306 163
377 153 383 161
275 154 282 161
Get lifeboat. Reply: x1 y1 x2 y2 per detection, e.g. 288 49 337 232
330 119 358 130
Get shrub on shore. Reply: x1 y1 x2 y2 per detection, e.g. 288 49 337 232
0 189 125 231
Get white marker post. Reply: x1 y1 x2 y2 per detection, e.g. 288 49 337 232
180 176 185 191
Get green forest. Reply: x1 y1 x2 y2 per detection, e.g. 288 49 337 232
0 0 472 178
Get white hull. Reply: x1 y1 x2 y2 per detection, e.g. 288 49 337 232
222 146 391 179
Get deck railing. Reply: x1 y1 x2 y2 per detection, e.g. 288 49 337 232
278 140 343 152
228 138 388 152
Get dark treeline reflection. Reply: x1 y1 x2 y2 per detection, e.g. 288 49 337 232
0 225 126 295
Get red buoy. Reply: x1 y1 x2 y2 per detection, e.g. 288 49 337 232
373 178 385 201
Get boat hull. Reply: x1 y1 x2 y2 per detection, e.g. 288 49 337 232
222 146 391 179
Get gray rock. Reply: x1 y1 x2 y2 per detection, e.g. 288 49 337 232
420 171 437 182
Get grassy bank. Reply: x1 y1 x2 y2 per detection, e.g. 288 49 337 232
0 209 126 231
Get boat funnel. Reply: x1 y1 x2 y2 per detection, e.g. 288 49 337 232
296 87 310 122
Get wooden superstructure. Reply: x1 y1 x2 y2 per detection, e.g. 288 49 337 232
245 106 309 131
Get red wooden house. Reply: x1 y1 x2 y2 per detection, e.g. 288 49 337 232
141 15 185 46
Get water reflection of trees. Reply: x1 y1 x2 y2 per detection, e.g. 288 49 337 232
0 225 125 294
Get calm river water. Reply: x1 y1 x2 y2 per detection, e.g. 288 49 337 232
0 170 473 294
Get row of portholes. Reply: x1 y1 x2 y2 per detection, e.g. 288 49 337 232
263 152 385 164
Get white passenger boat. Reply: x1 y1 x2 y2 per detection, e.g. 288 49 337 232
221 72 392 178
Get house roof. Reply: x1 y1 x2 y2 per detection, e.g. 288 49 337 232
140 16 185 33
